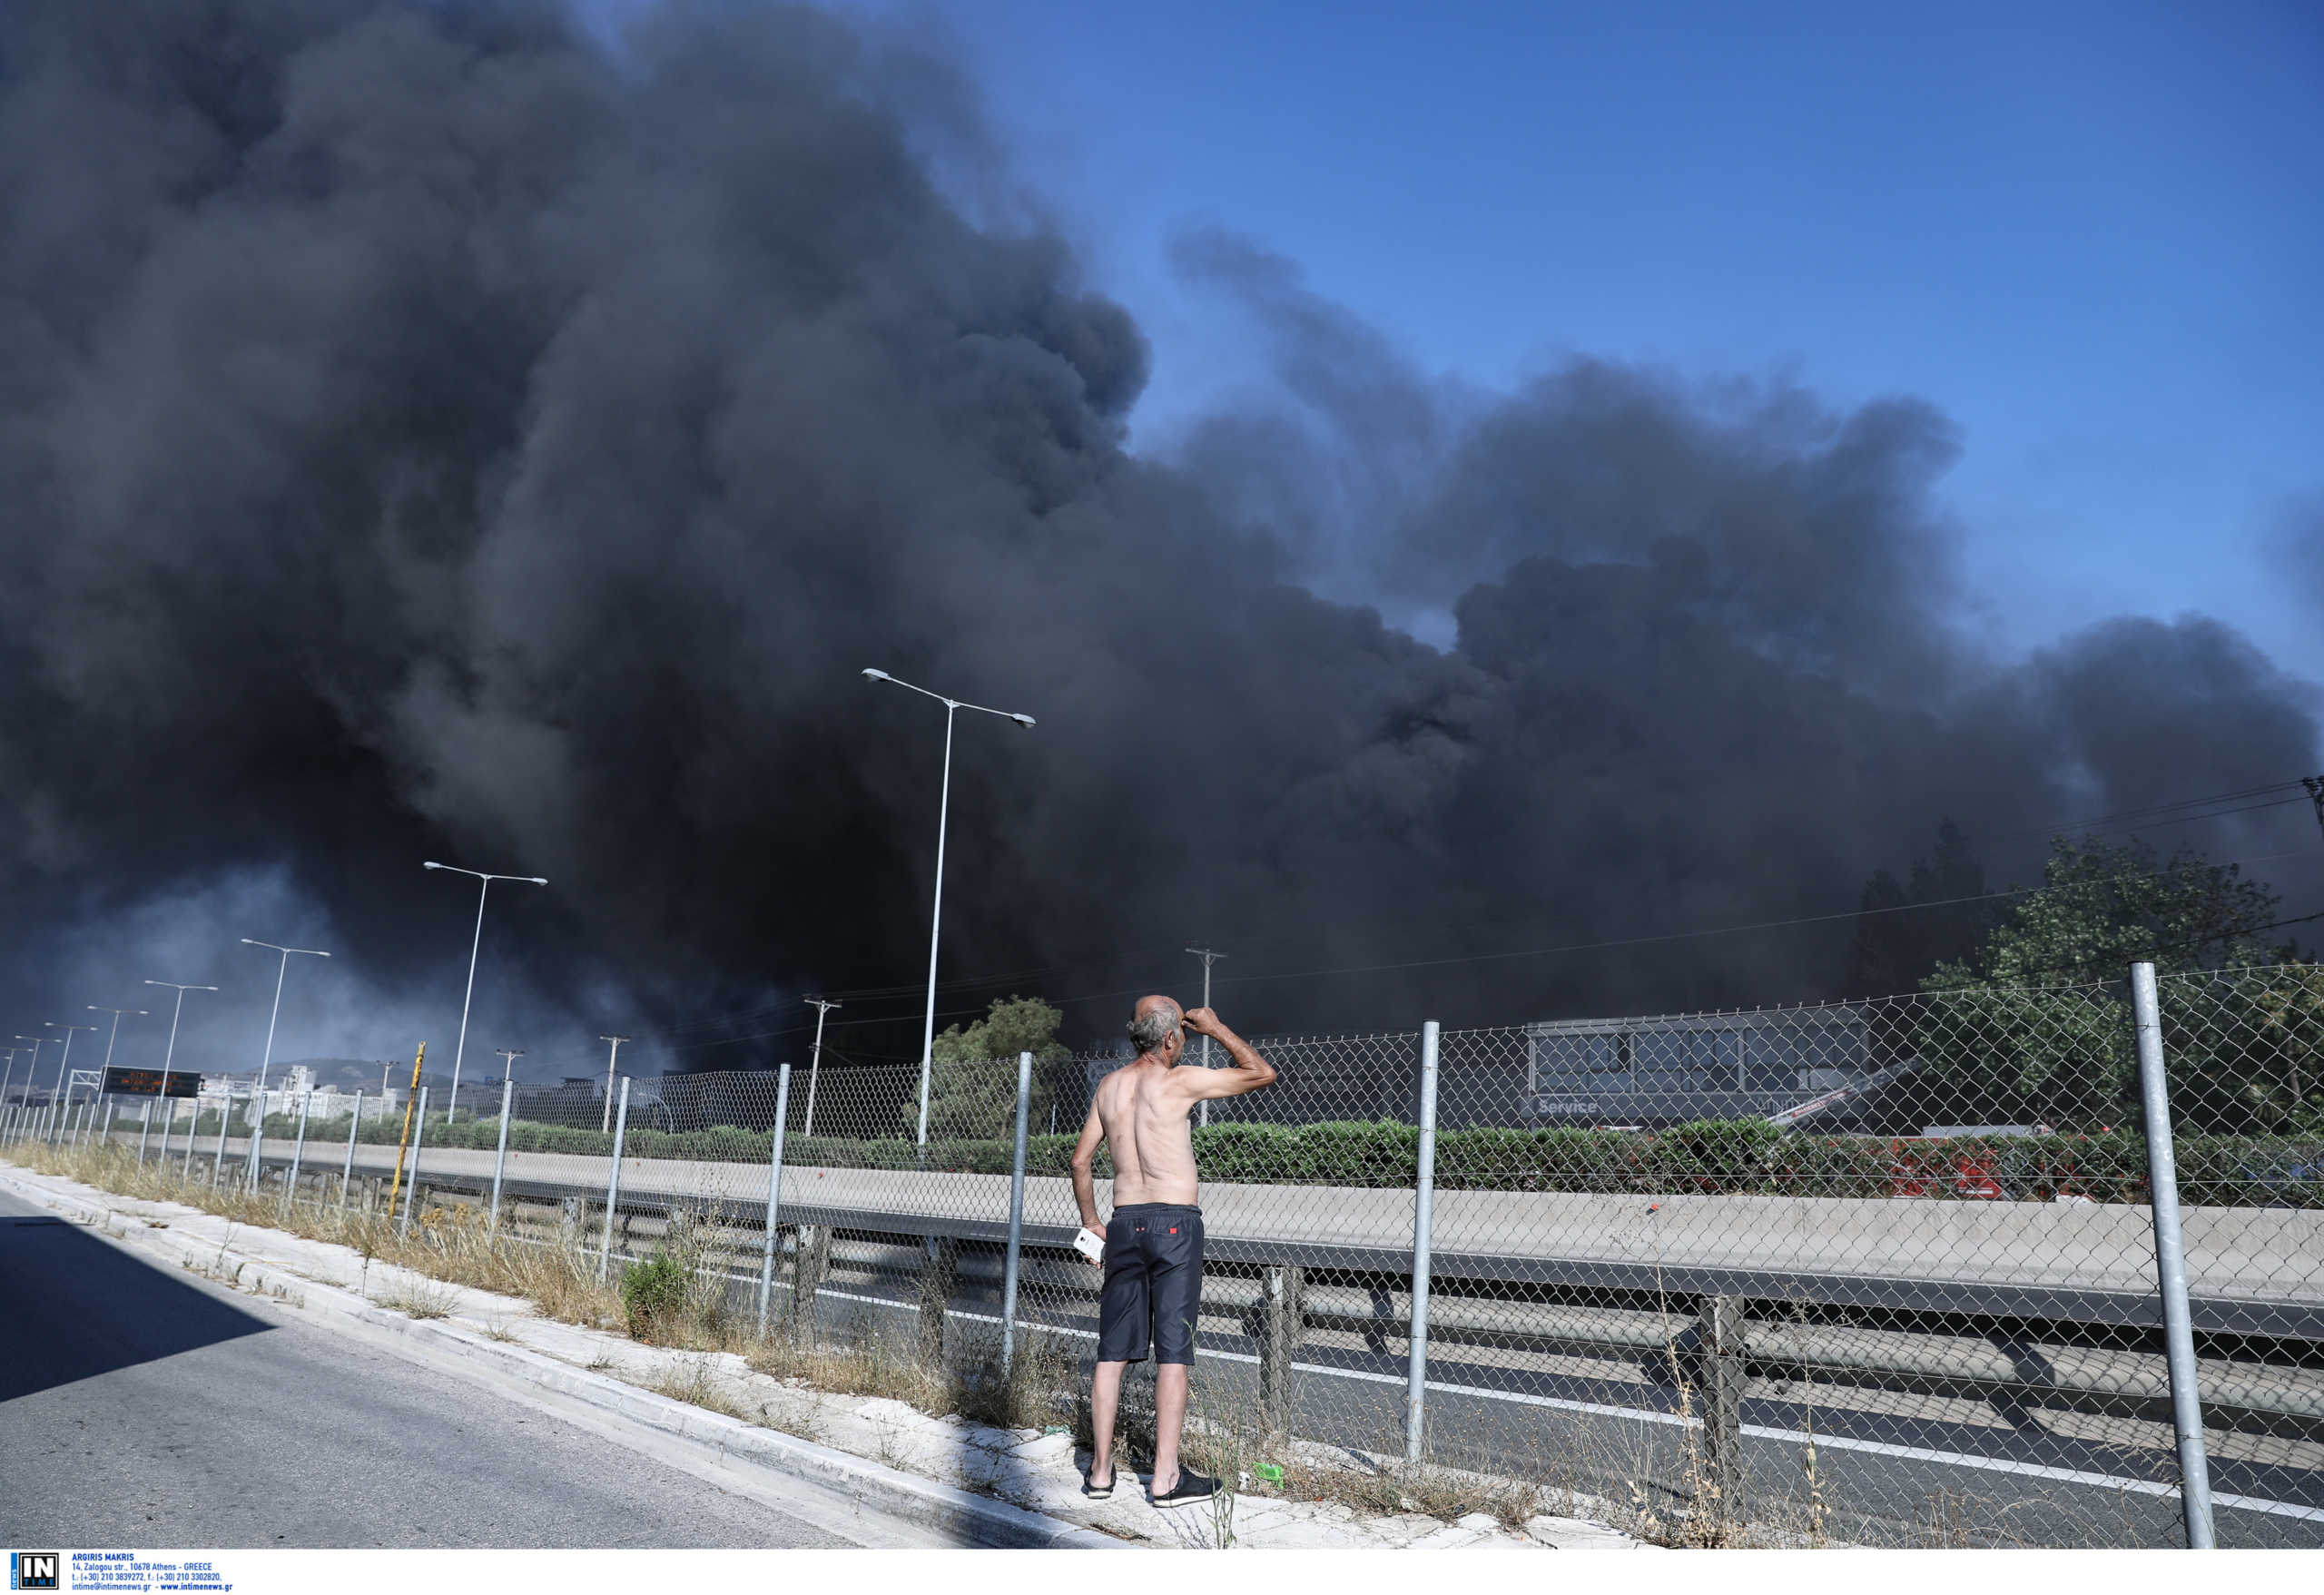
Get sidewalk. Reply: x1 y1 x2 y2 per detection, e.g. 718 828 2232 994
0 1160 1643 1551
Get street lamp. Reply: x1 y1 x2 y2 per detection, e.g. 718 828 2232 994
239 940 330 1104
14 1038 40 1102
86 1005 149 1152
803 997 840 1138
423 861 548 1126
143 981 221 1100
861 667 1037 1149
44 1021 100 1140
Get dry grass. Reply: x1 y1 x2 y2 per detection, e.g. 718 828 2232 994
378 1278 459 1319
641 1354 746 1418
9 1137 627 1332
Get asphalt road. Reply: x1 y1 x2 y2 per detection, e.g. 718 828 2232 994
0 1190 872 1548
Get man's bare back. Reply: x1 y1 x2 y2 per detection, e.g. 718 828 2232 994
1070 999 1275 1226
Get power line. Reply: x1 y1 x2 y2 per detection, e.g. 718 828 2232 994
655 774 2324 1052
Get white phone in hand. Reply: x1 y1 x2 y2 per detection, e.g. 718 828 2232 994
1073 1226 1106 1263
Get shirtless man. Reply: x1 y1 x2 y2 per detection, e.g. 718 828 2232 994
1070 994 1276 1507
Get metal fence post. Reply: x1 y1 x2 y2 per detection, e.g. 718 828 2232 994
137 1098 154 1166
182 1098 198 1181
398 1088 429 1240
340 1089 363 1214
2131 960 2217 1549
597 1076 630 1283
243 1091 266 1195
210 1097 231 1189
284 1089 311 1213
756 1063 793 1336
488 1078 515 1230
1404 1019 1440 1465
1000 1050 1032 1376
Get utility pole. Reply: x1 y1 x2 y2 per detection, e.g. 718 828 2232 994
802 998 840 1138
2306 776 2324 845
598 1035 630 1133
496 1048 525 1086
1187 947 1228 1127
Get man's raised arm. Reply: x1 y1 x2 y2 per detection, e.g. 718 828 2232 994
1181 1008 1277 1098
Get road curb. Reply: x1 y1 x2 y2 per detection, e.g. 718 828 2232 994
0 1164 1127 1551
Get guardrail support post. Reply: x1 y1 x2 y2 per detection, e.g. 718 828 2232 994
284 1089 311 1214
1404 1019 1441 1465
921 1233 959 1367
210 1098 231 1189
1260 1263 1305 1442
597 1076 630 1283
340 1089 363 1214
398 1088 429 1240
1699 1294 1747 1519
244 1091 265 1194
793 1223 829 1342
488 1078 516 1230
2132 960 2217 1549
757 1063 793 1337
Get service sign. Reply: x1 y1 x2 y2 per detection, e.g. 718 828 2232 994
101 1067 201 1098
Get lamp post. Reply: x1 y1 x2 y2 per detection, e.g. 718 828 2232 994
88 1005 149 1074
597 1035 630 1134
423 862 548 1126
85 1005 149 1152
861 667 1037 1150
803 997 840 1138
143 981 221 1105
44 1021 100 1141
14 1038 41 1127
239 940 330 1106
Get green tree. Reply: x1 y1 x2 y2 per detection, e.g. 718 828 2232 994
915 995 1070 1139
1926 835 2287 989
1914 836 2301 1127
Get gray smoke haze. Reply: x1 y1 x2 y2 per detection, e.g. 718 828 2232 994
2 0 2319 1082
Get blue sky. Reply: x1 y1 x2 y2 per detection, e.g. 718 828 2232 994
575 1 2324 685
900 0 2324 682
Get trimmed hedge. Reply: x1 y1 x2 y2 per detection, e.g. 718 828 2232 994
254 1110 2321 1207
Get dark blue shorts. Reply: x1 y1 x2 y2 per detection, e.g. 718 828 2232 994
1096 1203 1204 1364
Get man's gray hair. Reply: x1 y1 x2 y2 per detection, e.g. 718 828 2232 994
1128 1001 1183 1055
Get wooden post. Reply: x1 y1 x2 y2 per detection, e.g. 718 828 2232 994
920 1235 959 1366
1259 1264 1305 1442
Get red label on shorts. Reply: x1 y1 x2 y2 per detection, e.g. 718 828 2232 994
1169 1226 1178 1234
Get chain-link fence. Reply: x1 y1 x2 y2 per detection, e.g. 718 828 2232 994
31 962 2322 1548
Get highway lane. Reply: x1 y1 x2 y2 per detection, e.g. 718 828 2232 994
0 1190 890 1548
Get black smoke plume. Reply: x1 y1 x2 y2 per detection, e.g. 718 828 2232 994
2 1 2317 1079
